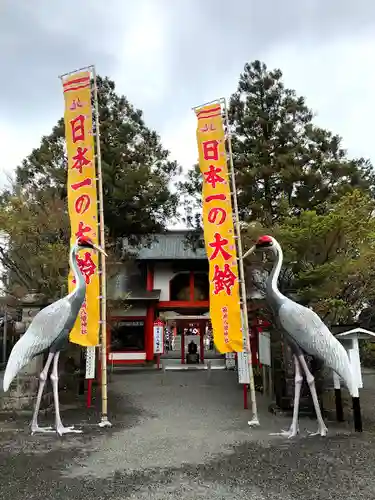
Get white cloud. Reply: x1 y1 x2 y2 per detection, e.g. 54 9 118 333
264 30 375 159
114 1 171 104
161 111 198 172
1 1 375 195
0 122 39 188
162 30 375 178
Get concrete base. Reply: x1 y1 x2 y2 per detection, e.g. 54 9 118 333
0 337 83 413
0 353 53 412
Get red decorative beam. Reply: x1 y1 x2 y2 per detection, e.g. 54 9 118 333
157 300 209 309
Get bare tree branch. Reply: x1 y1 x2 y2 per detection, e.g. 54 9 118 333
0 246 31 289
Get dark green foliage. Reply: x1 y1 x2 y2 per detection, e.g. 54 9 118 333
15 76 181 240
180 61 375 227
1 76 181 297
245 190 375 323
0 191 70 298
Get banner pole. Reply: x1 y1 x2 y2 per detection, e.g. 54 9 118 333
92 66 111 428
222 98 259 426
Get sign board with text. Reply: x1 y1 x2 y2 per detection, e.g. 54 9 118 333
258 331 271 367
237 351 250 384
85 345 96 379
153 319 164 355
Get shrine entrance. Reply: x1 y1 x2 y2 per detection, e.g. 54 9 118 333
162 315 222 365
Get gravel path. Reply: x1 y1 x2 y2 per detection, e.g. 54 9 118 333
0 369 374 500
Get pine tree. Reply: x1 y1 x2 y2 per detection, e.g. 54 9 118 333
180 60 375 227
0 76 181 297
15 76 181 240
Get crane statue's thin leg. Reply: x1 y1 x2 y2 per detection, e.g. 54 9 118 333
31 352 55 434
270 355 303 438
298 355 328 437
50 352 83 436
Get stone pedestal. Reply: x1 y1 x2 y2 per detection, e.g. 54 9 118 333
0 356 47 411
0 292 52 413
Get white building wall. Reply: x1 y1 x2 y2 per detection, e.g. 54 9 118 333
153 262 176 301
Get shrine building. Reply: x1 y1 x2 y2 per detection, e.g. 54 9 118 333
106 230 263 368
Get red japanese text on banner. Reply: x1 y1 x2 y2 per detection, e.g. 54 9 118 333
62 71 99 346
195 103 243 353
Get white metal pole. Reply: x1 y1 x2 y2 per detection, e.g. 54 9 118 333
222 98 259 426
92 66 111 428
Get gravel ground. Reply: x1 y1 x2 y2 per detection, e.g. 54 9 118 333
0 369 375 500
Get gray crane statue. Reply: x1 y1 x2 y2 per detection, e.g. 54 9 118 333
3 236 106 436
244 235 362 437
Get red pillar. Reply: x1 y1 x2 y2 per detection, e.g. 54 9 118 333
145 305 154 361
243 384 248 409
147 264 154 292
189 271 194 301
145 264 155 361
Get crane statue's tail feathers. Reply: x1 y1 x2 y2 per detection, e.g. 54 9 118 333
347 363 359 399
334 348 359 399
3 337 35 392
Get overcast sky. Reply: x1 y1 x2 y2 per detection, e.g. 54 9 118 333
1 0 375 190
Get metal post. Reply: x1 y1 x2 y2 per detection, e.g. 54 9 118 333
333 371 344 422
222 98 259 426
92 66 111 428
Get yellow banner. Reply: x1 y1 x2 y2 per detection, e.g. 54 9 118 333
195 103 243 353
62 71 99 346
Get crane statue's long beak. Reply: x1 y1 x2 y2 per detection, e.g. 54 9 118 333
93 243 108 257
243 245 256 260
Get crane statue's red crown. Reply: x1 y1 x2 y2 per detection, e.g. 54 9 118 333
77 236 94 248
256 235 273 248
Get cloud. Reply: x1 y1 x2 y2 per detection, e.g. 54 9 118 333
0 0 164 185
0 1 127 120
161 31 375 173
113 0 172 105
264 31 375 160
0 120 47 189
1 0 375 190
163 0 375 112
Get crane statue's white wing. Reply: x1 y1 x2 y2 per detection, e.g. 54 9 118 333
3 298 73 392
278 300 355 395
